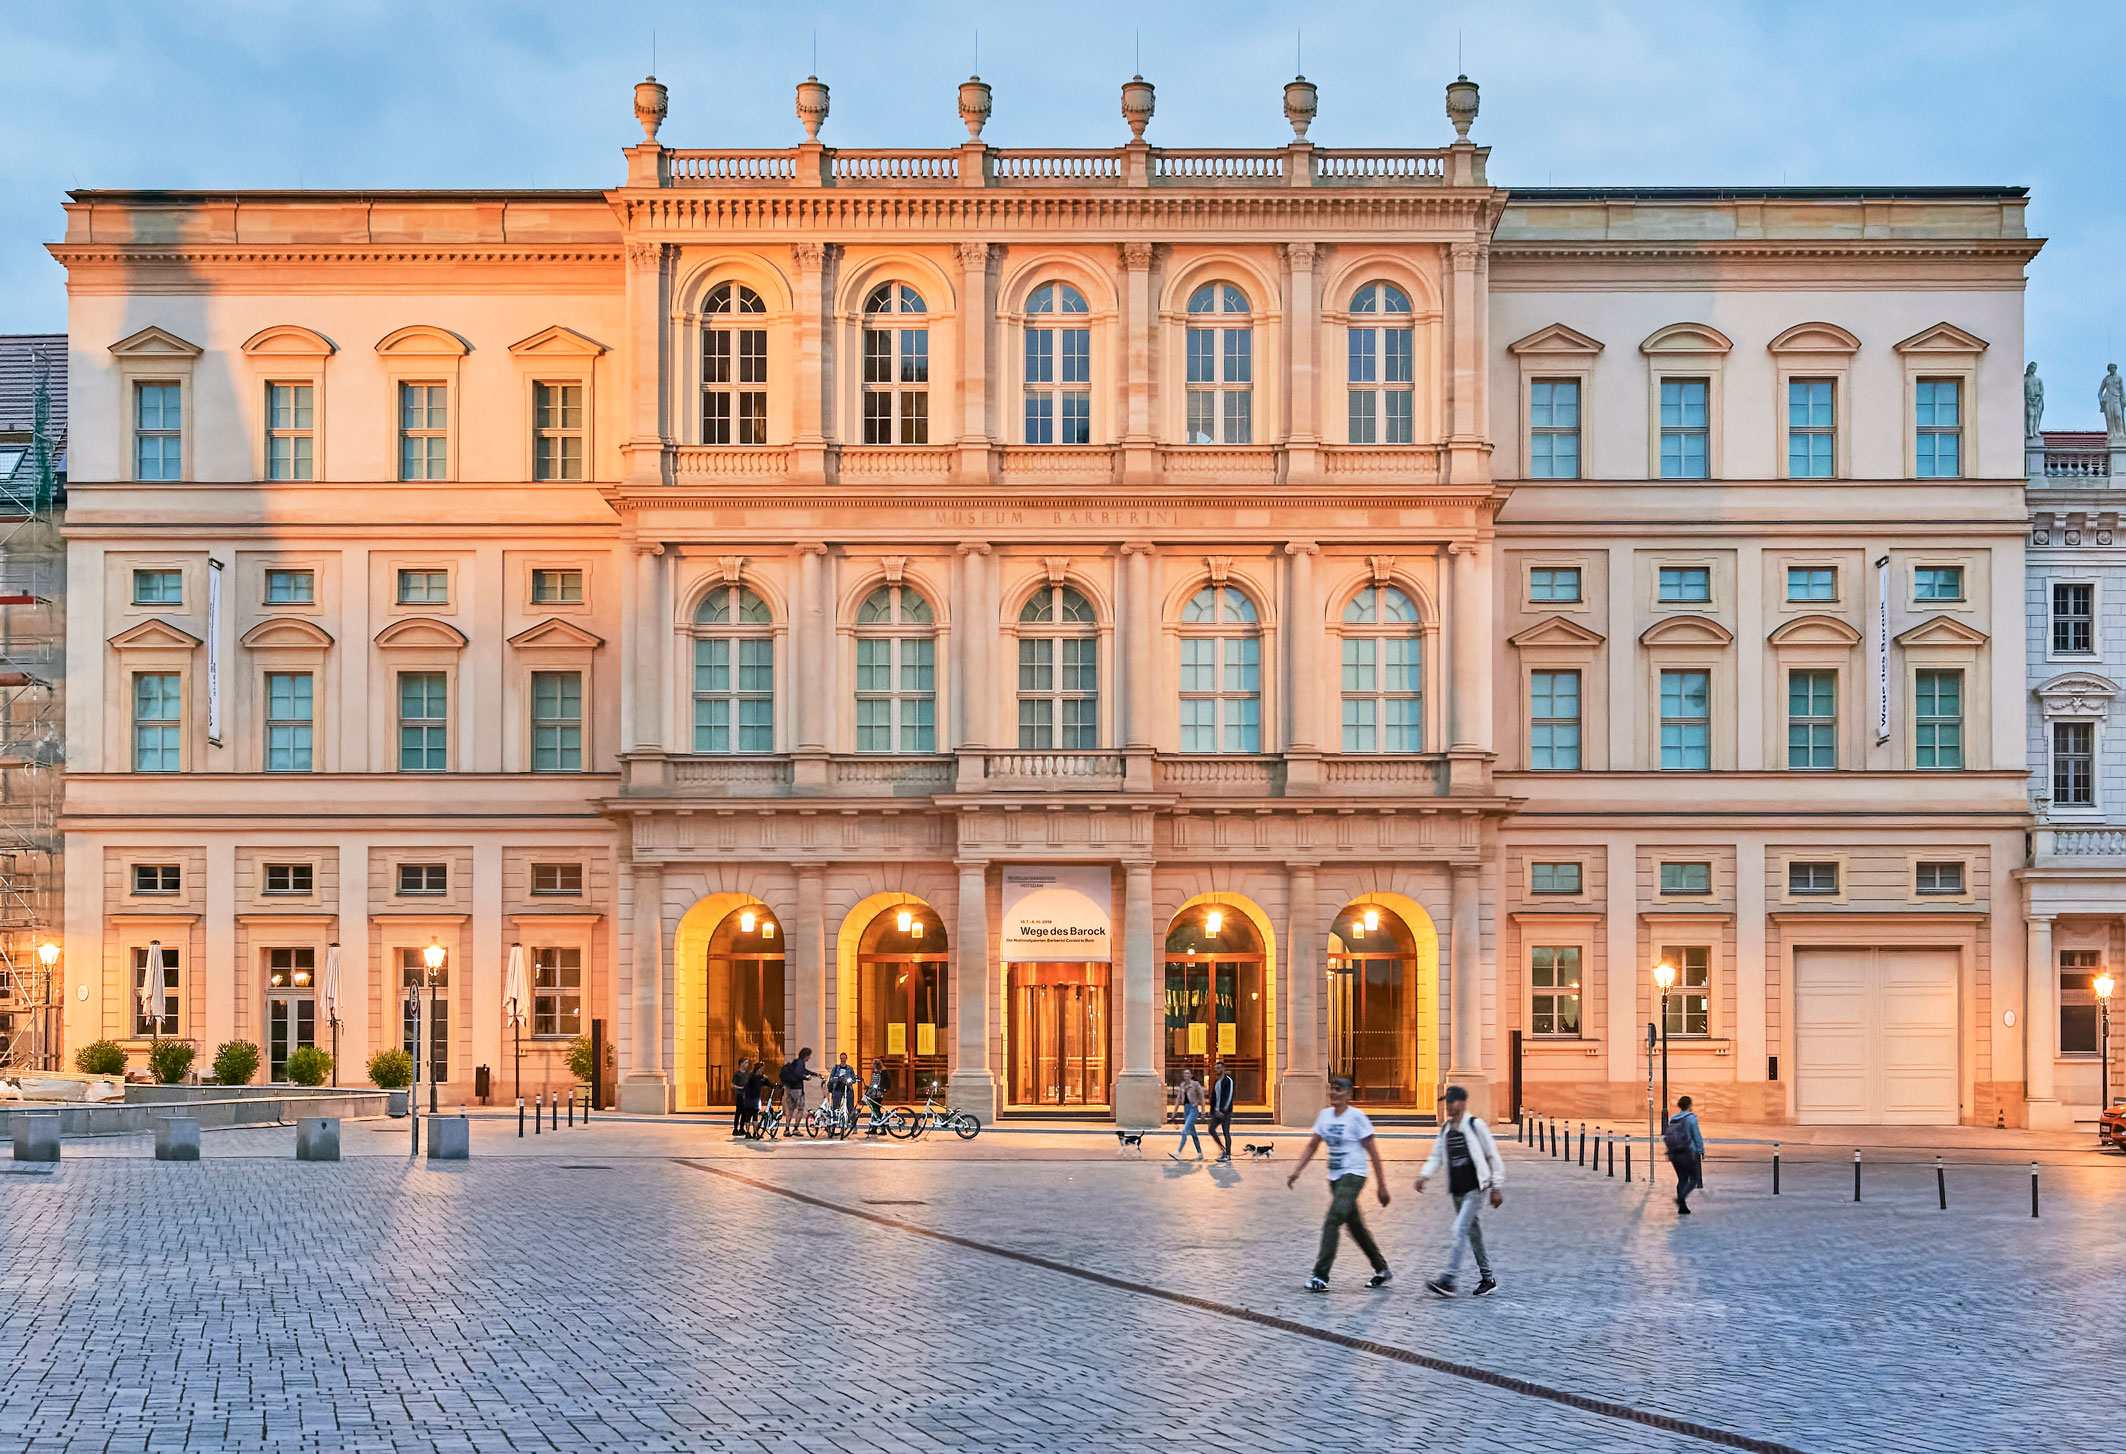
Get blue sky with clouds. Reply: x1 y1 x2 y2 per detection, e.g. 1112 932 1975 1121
4 0 2121 423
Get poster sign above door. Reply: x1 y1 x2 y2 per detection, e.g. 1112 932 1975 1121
1000 865 1112 963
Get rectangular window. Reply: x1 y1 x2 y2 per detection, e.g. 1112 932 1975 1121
1530 946 1582 1037
399 382 449 481
1786 669 1836 770
1914 379 1961 478
1528 379 1580 479
1529 566 1582 603
533 947 583 1038
264 863 314 895
1914 566 1964 602
532 568 585 605
532 671 584 772
2060 950 2102 1056
1785 567 1836 602
398 672 448 772
135 382 182 480
2052 720 2095 806
132 863 180 894
1529 669 1581 771
133 672 181 772
132 945 180 1037
1914 669 1964 770
692 637 774 753
1659 861 1711 896
266 383 314 481
533 382 585 481
1530 862 1582 895
265 569 314 605
531 862 584 896
1660 944 1710 1036
1786 379 1834 478
1659 670 1710 770
1658 378 1709 479
1788 861 1839 896
1657 566 1711 603
1914 861 1965 897
397 862 447 896
133 569 183 605
2052 583 2094 655
265 672 314 772
397 569 449 606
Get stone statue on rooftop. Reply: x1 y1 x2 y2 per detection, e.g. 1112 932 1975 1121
2102 364 2126 442
2024 362 2044 439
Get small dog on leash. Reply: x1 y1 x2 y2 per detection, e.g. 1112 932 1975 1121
1243 1143 1275 1159
1114 1131 1145 1156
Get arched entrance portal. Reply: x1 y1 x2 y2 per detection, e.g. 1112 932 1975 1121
1327 896 1439 1113
704 904 785 1106
851 900 949 1103
1164 902 1270 1107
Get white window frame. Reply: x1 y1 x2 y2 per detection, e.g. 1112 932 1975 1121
1016 584 1100 751
1507 323 1603 481
530 670 585 772
1528 944 1584 1039
692 584 776 754
398 670 449 773
532 381 586 481
1785 667 1837 771
1640 323 1732 481
1178 584 1262 753
1344 281 1415 446
1767 323 1858 481
2048 579 2097 660
861 283 931 446
1184 282 1254 445
702 281 769 446
265 381 316 482
853 584 938 754
1022 282 1093 446
1336 584 1422 753
1894 323 1986 481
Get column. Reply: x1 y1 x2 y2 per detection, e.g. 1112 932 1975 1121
1446 540 1494 792
622 242 667 487
1444 241 1485 486
1735 838 1768 1109
1280 862 1325 1126
791 241 830 482
948 860 996 1118
630 543 665 751
1120 242 1156 483
954 241 992 484
1284 543 1322 793
203 838 236 1049
1114 861 1163 1127
332 836 371 1078
1735 544 1765 770
1607 838 1640 1092
793 866 827 1062
1122 544 1156 748
618 859 668 1112
1446 863 1490 1114
2026 913 2062 1125
955 544 993 748
793 544 829 790
1284 242 1320 483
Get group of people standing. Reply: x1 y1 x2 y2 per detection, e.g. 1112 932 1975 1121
729 1049 891 1137
1167 1062 1239 1162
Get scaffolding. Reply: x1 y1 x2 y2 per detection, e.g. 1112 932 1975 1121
0 339 64 1071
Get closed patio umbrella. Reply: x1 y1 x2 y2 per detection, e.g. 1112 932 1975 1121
320 944 341 1086
138 940 163 1040
503 943 529 1104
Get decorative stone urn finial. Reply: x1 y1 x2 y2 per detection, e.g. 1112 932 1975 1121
958 75 993 140
1121 75 1156 142
633 75 668 143
796 75 831 142
1445 74 1480 142
1283 75 1318 140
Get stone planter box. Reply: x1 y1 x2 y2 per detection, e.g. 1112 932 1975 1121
385 1091 409 1117
426 1114 470 1160
0 1088 387 1140
153 1115 201 1161
11 1112 59 1162
295 1117 340 1161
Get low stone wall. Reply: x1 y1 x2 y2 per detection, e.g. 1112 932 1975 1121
1 1088 387 1138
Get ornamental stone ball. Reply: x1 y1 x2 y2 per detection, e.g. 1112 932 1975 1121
2102 363 2126 442
2024 361 2044 439
1284 76 1318 139
1446 74 1480 141
796 76 831 142
633 75 668 144
958 76 992 140
1121 75 1156 141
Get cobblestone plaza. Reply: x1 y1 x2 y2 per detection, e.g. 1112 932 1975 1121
2 1123 2120 1452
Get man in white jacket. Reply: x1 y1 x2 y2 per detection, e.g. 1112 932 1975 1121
1415 1085 1504 1297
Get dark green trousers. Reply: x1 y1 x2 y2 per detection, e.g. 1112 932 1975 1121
1313 1173 1387 1280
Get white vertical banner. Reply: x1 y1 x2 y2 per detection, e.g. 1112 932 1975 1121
1873 554 1890 744
207 557 224 744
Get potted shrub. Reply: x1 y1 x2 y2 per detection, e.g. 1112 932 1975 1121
367 1048 414 1117
284 1045 333 1088
211 1040 261 1087
147 1039 195 1085
74 1040 126 1077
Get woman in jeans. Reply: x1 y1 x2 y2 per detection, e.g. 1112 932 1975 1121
1169 1067 1206 1160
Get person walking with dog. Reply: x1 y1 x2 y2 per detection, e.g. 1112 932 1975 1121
1285 1075 1392 1291
1664 1094 1706 1214
1416 1084 1503 1297
1207 1059 1236 1162
1170 1066 1206 1160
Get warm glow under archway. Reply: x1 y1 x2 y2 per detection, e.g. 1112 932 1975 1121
835 891 949 1102
1326 891 1440 1113
673 892 782 1110
1162 891 1279 1108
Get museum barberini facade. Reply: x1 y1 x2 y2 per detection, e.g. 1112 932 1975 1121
51 73 2044 1128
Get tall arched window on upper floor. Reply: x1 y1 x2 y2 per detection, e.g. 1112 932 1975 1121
1340 585 1422 751
1179 585 1261 752
855 584 936 753
863 283 929 445
1347 282 1414 444
1186 283 1253 444
693 585 773 752
1017 586 1098 750
1024 282 1091 445
703 283 767 445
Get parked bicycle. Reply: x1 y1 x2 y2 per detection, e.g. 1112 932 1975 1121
905 1081 981 1141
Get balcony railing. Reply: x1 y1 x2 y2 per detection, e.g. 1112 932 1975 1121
2038 826 2126 859
985 752 1126 790
641 750 1454 800
2034 433 2114 479
653 144 1465 191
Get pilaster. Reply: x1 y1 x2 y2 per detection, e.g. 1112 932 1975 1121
1446 861 1490 1116
1283 542 1322 794
954 241 993 484
947 859 997 1119
1284 241 1321 484
1119 242 1158 485
791 241 833 485
1280 861 1325 1125
622 241 670 488
2026 913 2066 1126
618 858 668 1113
1114 861 1163 1127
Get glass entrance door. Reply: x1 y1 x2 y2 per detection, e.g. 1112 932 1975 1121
707 952 785 1104
1009 962 1110 1108
266 994 315 1082
1163 904 1267 1106
1326 901 1431 1112
858 954 948 1103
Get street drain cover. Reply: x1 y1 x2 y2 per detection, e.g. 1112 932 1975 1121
558 1164 614 1170
861 1198 926 1205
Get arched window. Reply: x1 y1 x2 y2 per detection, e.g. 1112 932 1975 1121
1348 282 1413 444
1024 282 1090 445
1340 585 1422 751
1017 585 1098 749
703 282 767 445
1185 283 1253 444
693 585 773 752
855 584 936 753
862 283 929 445
1179 585 1261 753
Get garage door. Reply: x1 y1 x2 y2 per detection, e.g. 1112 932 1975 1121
1794 948 1959 1125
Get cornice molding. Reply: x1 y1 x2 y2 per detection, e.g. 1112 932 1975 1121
50 245 625 267
1490 239 2044 263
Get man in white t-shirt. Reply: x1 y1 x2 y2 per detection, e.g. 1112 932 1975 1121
1284 1075 1392 1291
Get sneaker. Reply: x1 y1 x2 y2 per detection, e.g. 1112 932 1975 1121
1215 1153 1232 1164
1424 1277 1455 1298
1168 1151 1185 1161
1678 1202 1692 1216
1472 1277 1498 1297
1367 1268 1393 1289
1306 1276 1329 1292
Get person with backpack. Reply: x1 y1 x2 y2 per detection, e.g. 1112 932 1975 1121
742 1060 772 1137
1664 1094 1706 1214
864 1057 889 1133
826 1052 857 1129
779 1048 822 1126
1284 1075 1393 1291
1207 1059 1237 1163
1416 1084 1504 1298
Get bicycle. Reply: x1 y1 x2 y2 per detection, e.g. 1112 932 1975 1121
905 1081 981 1141
805 1095 863 1140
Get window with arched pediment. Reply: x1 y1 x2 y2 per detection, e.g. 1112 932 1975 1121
702 283 766 446
1185 283 1253 444
692 585 773 752
1179 585 1261 753
1024 282 1091 445
1017 586 1098 750
855 584 936 753
1347 282 1414 445
862 283 929 444
1339 585 1422 752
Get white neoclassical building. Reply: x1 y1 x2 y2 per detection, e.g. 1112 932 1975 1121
50 72 2046 1127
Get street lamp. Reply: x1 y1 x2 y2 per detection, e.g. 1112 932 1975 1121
421 940 447 1114
2097 971 2116 1121
1652 960 1677 1130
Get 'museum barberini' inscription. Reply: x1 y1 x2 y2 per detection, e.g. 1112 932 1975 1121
933 507 1181 529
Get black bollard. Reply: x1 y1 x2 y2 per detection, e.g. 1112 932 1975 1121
1624 1139 1632 1182
1936 1155 1946 1210
534 1092 542 1135
2031 1162 2040 1218
1607 1131 1615 1177
1579 1123 1587 1167
568 1090 576 1128
517 1097 525 1138
1853 1148 1861 1203
1772 1142 1780 1195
